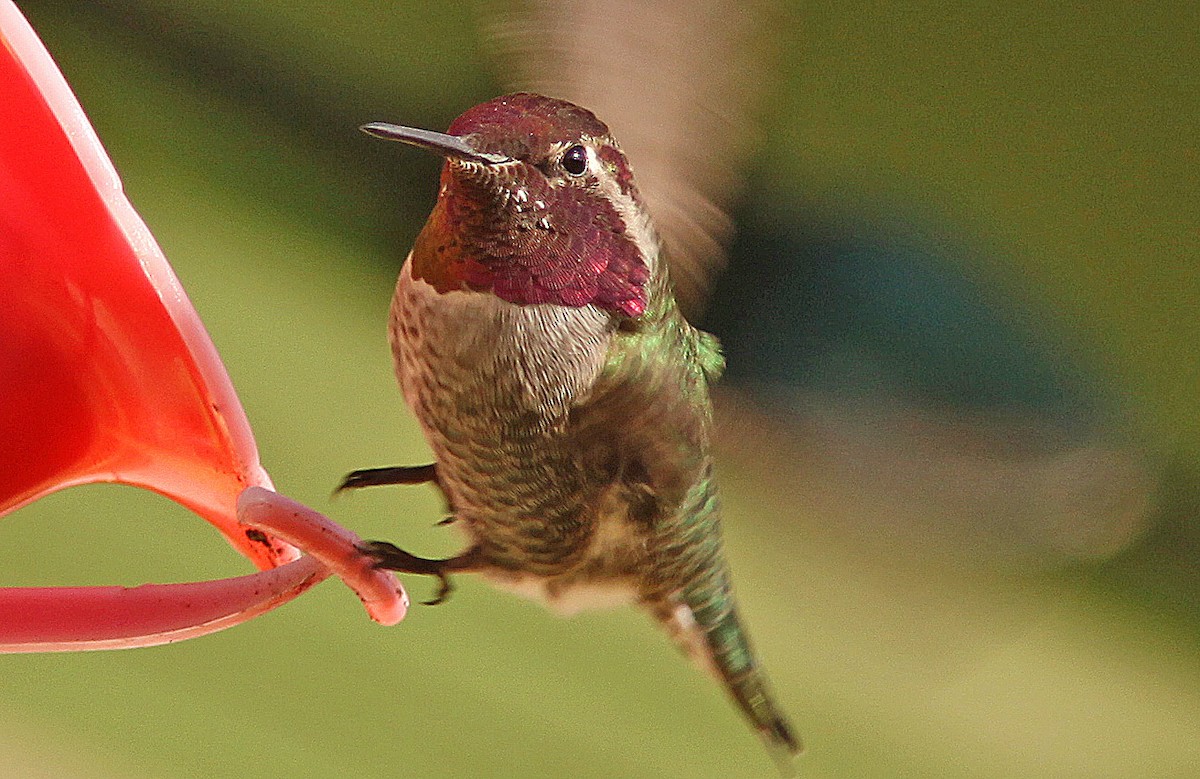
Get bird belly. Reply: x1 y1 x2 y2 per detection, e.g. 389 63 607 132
390 262 635 599
477 486 646 614
482 573 638 616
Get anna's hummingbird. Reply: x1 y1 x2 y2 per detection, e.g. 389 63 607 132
342 93 799 767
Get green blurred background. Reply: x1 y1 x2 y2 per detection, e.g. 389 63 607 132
4 1 1199 777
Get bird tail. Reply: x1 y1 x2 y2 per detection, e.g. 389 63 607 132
655 594 801 773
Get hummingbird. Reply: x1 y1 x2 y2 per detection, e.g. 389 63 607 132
341 92 799 768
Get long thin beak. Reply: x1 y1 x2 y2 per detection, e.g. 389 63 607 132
360 122 509 164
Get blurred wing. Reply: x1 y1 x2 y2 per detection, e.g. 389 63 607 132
485 0 780 316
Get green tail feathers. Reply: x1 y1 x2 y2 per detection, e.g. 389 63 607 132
705 605 802 762
726 657 802 776
660 590 801 772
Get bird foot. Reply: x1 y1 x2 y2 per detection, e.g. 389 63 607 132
335 464 438 495
358 540 477 606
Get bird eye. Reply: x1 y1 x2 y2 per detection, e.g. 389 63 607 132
561 144 588 176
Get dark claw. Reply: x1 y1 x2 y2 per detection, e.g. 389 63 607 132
358 540 478 606
424 576 453 607
335 464 438 495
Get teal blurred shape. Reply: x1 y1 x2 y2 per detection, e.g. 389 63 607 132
705 182 1106 428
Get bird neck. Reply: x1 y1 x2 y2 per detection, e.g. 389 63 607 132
409 167 653 318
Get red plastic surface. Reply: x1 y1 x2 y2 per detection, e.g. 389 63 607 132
0 1 406 650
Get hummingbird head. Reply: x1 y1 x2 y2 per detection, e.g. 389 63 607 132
363 93 653 318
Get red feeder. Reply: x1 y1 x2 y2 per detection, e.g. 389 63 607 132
0 1 406 650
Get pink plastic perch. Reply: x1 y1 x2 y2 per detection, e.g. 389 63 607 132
0 0 406 651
